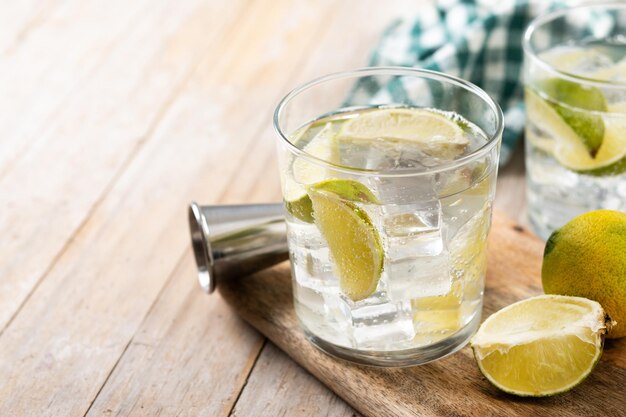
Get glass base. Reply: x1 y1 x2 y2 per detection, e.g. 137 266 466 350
302 310 481 367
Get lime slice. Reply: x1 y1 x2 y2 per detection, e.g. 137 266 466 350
284 123 339 222
338 108 469 160
561 107 626 176
471 295 609 397
292 123 339 183
310 179 379 204
284 192 315 223
535 79 607 156
526 89 626 175
308 182 383 302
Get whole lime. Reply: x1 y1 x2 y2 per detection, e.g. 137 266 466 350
542 210 626 338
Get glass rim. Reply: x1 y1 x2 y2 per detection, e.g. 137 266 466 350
273 67 504 178
522 2 626 90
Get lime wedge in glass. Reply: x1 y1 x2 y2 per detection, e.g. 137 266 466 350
471 295 609 397
337 108 469 160
309 178 380 204
308 180 383 302
284 123 339 222
534 78 608 156
526 88 626 176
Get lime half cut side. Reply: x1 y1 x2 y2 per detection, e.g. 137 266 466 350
471 295 609 397
338 108 469 160
526 89 626 176
308 183 383 302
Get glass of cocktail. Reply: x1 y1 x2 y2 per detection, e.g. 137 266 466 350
274 68 503 366
523 3 626 239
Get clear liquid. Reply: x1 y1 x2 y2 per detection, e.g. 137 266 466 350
526 41 626 239
282 106 496 352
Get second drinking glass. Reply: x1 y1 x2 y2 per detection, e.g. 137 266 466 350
523 3 626 239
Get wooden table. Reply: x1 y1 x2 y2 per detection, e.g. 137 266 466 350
0 1 528 415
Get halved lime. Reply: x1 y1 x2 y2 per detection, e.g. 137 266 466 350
308 182 383 302
284 123 339 222
526 89 626 176
471 295 609 397
338 108 469 160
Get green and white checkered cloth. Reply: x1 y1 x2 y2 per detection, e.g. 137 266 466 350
354 0 562 164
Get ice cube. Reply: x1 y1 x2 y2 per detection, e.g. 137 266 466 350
382 199 444 258
309 285 415 350
593 57 626 82
290 249 337 293
338 139 384 170
540 46 614 77
287 221 326 249
288 223 338 292
447 202 490 251
322 281 387 322
600 58 626 102
385 251 452 302
349 298 416 349
339 133 443 171
441 187 491 243
571 51 614 75
322 292 354 333
390 230 444 260
525 150 579 187
293 284 326 316
368 175 437 205
384 207 439 237
368 173 445 258
295 291 354 347
351 299 398 323
318 287 416 350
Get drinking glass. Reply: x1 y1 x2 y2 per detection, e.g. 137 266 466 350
274 67 503 366
523 3 626 239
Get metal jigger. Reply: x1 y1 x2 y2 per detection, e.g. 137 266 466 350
188 202 289 293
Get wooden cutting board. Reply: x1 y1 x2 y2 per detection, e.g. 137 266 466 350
218 211 626 417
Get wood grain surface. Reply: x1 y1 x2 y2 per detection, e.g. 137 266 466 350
219 212 626 417
0 0 541 415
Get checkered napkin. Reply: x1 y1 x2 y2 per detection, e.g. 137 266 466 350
353 0 562 164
